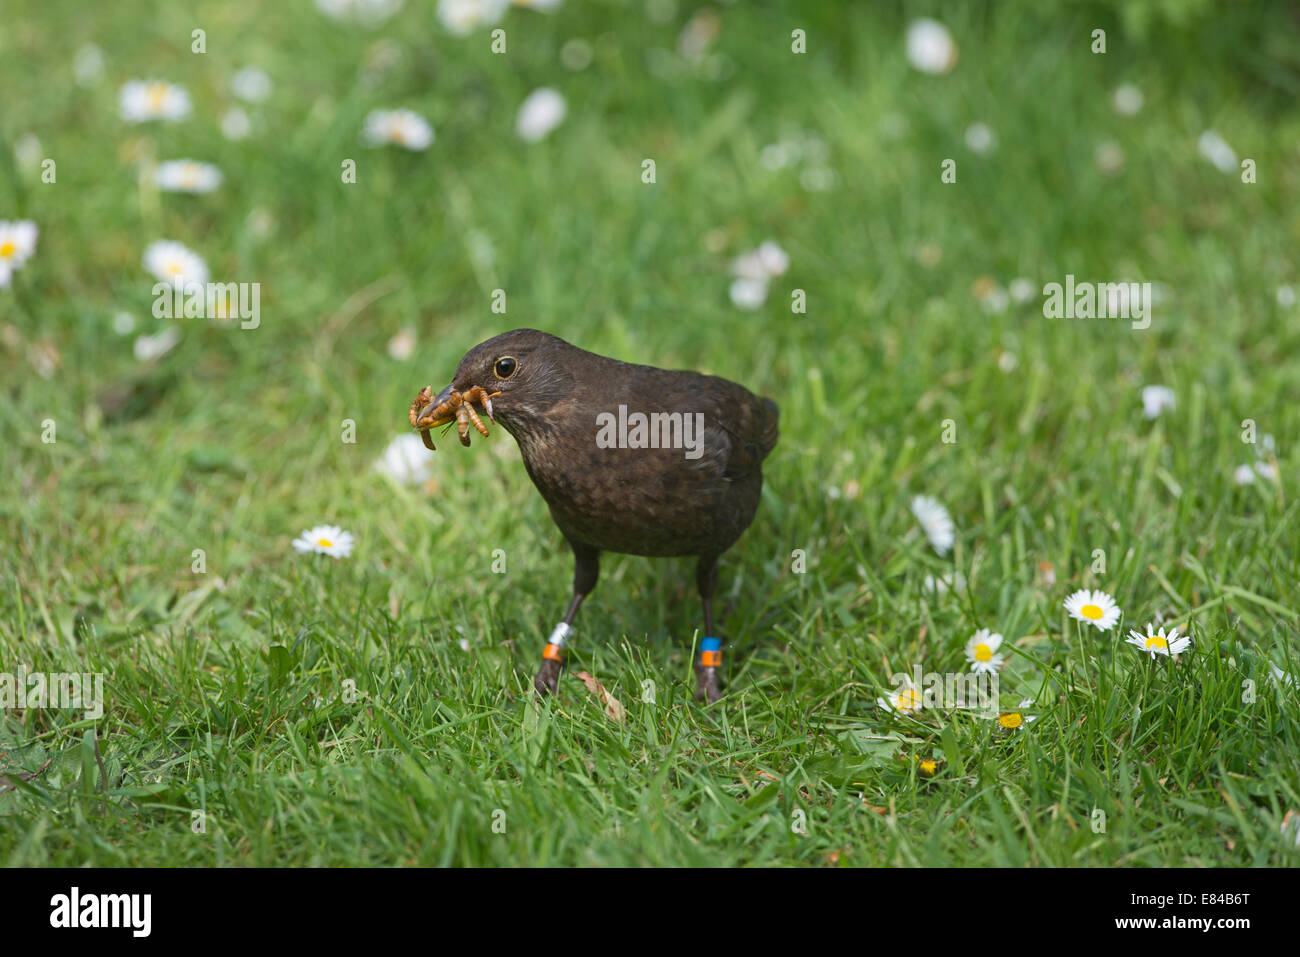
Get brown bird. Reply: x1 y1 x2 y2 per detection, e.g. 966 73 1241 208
411 329 779 702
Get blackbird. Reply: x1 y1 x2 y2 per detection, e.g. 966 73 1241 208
413 329 778 702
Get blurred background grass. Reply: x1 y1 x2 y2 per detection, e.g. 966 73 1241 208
1 0 1299 865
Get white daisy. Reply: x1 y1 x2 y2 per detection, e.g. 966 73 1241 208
1233 464 1257 486
979 285 1009 313
911 495 955 556
292 524 355 559
373 433 433 484
154 160 223 194
387 328 416 360
73 43 105 87
363 109 435 150
1278 286 1297 308
731 240 790 280
905 19 957 75
1113 84 1143 116
728 277 768 310
800 166 835 192
1141 385 1176 420
516 87 567 142
513 0 562 9
1064 589 1121 632
1008 277 1036 303
560 38 594 71
1125 623 1191 658
878 675 923 714
316 0 352 17
0 220 39 287
1095 141 1125 174
437 0 509 36
143 240 209 290
133 327 182 362
14 132 42 170
1255 461 1278 482
230 67 272 103
759 141 795 171
964 122 996 155
964 629 1004 674
318 0 404 23
1197 130 1236 174
119 80 192 123
222 107 252 140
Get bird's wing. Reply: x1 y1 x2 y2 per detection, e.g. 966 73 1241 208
678 376 779 482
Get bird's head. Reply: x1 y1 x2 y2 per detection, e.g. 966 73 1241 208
412 329 577 441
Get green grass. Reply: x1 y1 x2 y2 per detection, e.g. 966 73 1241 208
2 0 1299 865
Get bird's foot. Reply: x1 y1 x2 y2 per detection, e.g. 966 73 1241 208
534 657 562 696
694 665 722 704
533 623 570 696
694 636 723 703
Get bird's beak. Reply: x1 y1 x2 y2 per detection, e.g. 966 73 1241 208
415 383 458 428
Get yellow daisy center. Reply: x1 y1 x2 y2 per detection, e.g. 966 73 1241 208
147 83 169 110
896 688 920 711
318 538 333 548
167 261 183 275
974 643 992 661
0 242 14 259
998 713 1023 729
1081 603 1104 620
1145 635 1168 650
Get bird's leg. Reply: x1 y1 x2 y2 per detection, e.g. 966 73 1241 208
535 543 600 695
694 556 723 703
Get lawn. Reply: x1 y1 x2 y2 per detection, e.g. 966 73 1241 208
2 0 1299 866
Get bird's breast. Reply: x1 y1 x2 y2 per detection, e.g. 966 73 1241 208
515 432 757 558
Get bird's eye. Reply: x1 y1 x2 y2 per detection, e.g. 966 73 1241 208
494 356 518 380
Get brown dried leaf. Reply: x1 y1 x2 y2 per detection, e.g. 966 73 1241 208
572 671 625 722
